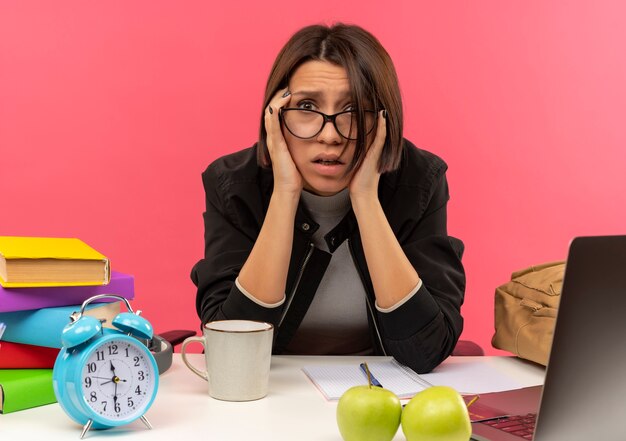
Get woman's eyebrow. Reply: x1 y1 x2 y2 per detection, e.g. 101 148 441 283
291 90 322 99
291 90 350 99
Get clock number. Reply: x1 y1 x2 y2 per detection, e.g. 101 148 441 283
96 350 105 361
90 391 97 402
101 401 107 412
133 356 140 367
108 344 119 355
127 397 134 407
125 347 130 357
135 385 142 395
138 371 145 381
87 362 97 373
114 401 121 413
84 377 92 388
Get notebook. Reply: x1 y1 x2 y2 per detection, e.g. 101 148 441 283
303 356 542 401
471 235 626 441
303 359 429 400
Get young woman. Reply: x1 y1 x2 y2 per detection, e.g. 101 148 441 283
191 23 465 373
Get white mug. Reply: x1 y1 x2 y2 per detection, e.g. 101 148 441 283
181 320 274 401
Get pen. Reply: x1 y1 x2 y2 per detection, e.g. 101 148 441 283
359 362 383 388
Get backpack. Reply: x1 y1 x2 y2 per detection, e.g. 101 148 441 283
491 261 564 365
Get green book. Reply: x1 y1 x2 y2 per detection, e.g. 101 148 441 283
0 368 56 414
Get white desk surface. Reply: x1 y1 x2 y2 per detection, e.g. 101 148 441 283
0 354 545 440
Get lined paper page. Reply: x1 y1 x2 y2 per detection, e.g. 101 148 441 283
302 360 428 400
303 358 544 401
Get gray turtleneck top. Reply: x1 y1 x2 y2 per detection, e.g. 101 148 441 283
283 189 373 355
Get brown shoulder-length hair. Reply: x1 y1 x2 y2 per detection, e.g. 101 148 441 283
258 23 403 173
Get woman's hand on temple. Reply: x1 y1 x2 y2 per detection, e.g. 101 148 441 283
349 110 387 201
265 88 303 196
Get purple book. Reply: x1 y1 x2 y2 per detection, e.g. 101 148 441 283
0 270 134 312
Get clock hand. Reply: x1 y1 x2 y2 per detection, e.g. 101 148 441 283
99 377 128 387
89 374 128 386
89 375 127 382
91 376 115 385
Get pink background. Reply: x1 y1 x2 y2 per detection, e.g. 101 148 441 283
1 1 624 355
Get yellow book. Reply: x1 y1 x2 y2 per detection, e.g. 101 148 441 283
0 237 110 288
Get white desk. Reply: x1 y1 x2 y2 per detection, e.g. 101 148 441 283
0 355 544 440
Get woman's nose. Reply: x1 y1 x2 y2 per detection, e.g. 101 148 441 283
316 119 343 145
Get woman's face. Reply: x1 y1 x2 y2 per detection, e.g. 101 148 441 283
282 60 360 196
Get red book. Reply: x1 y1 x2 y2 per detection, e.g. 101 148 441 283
0 341 59 368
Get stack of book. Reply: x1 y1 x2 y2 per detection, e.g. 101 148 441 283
0 236 135 414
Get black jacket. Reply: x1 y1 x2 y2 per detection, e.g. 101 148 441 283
191 139 465 373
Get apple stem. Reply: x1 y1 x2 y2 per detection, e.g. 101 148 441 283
466 395 480 409
363 362 373 389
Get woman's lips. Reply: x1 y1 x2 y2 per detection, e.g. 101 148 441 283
311 159 345 176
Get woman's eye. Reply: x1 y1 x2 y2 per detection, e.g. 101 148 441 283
297 102 315 110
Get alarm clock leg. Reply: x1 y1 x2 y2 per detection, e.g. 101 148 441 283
140 415 153 430
80 419 93 439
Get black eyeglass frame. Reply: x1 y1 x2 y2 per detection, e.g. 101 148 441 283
279 108 378 141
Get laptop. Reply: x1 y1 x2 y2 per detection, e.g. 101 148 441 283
471 235 626 441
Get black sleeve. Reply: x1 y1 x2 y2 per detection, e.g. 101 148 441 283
376 172 466 373
190 165 285 327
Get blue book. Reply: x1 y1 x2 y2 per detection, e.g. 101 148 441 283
0 302 120 348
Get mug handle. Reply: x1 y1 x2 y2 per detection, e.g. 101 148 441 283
181 336 209 381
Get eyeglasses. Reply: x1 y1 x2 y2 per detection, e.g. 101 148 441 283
279 108 378 140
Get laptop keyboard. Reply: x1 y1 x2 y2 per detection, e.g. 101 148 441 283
482 413 537 440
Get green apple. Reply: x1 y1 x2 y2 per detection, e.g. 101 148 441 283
336 384 402 441
401 385 471 441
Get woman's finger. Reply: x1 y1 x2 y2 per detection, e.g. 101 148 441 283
363 110 387 168
370 110 387 154
348 110 387 196
264 87 292 154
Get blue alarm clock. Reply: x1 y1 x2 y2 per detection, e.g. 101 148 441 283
53 294 159 439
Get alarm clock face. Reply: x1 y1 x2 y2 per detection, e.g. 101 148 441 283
80 337 157 422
